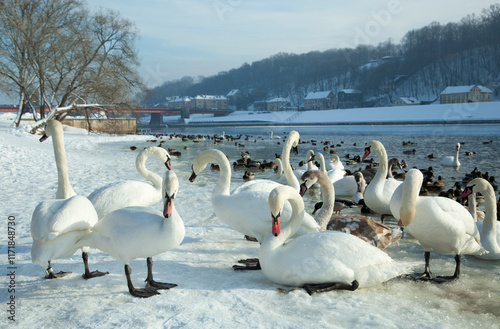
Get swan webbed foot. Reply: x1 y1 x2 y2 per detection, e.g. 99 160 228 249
407 270 433 281
129 286 161 298
233 258 261 270
303 280 359 295
82 270 109 280
145 280 177 290
45 267 71 279
432 275 459 284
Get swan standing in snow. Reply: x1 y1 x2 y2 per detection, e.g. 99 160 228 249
77 170 185 298
88 146 171 218
31 119 107 279
300 170 401 250
441 143 461 168
362 140 402 221
460 178 500 260
259 184 412 294
390 169 487 282
189 148 320 270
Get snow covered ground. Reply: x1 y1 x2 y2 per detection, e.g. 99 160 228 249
1 113 499 328
179 101 500 126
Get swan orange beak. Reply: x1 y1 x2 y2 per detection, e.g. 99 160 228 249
459 186 473 199
362 148 370 160
39 134 48 142
189 167 197 182
272 213 280 236
165 158 172 170
164 193 174 218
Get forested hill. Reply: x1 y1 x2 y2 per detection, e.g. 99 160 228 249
141 4 500 108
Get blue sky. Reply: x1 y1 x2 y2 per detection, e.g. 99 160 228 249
1 0 497 103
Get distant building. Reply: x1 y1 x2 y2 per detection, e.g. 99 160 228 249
192 95 229 111
392 97 421 106
337 89 363 109
253 97 290 111
304 91 336 110
440 85 493 104
167 96 192 110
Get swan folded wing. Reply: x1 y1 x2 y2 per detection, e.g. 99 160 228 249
31 196 98 241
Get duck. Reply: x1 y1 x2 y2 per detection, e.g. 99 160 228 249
389 169 487 282
386 158 402 179
87 146 171 218
362 141 402 222
441 143 461 167
243 171 255 181
460 178 500 260
77 170 185 298
300 170 401 250
293 150 318 182
31 119 107 279
189 148 320 270
259 184 412 295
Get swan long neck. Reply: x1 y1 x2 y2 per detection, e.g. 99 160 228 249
373 143 388 185
272 187 305 247
478 181 497 242
282 132 300 190
317 153 327 174
136 150 162 191
453 144 460 166
205 150 232 196
399 169 422 226
50 122 76 199
274 158 283 179
468 193 477 221
316 172 335 231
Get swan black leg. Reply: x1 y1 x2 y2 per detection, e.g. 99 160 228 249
303 280 359 295
45 260 71 279
233 258 261 270
144 257 177 289
125 264 159 298
82 252 109 279
433 254 460 283
409 251 433 281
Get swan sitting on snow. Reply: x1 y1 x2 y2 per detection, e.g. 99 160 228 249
31 119 107 279
77 170 185 298
88 146 171 218
189 148 320 270
259 184 413 295
390 169 487 282
460 178 500 260
441 143 461 167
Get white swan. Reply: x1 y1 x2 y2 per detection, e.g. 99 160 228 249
189 149 320 269
88 146 171 218
300 170 400 250
316 152 346 184
461 178 500 260
259 184 412 294
32 119 107 279
328 155 345 171
389 169 487 281
77 170 185 297
441 143 461 167
362 140 402 220
235 130 301 192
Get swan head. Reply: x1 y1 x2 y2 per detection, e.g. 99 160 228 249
298 170 320 196
163 170 178 218
272 212 281 236
362 140 382 160
455 143 461 151
268 188 284 236
461 178 493 200
39 119 62 142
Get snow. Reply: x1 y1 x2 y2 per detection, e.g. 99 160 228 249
441 85 493 94
185 101 500 125
1 112 500 328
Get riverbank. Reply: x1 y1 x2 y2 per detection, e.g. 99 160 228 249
165 101 500 127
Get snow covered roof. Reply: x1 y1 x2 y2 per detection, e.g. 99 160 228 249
305 91 333 100
194 95 227 100
267 97 288 103
226 89 239 97
339 89 362 94
396 97 420 105
440 85 493 95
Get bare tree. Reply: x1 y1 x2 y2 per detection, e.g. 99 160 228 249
0 0 143 132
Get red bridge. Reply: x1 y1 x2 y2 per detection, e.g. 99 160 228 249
0 105 232 125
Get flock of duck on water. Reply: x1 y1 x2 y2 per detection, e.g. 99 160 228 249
31 119 500 298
